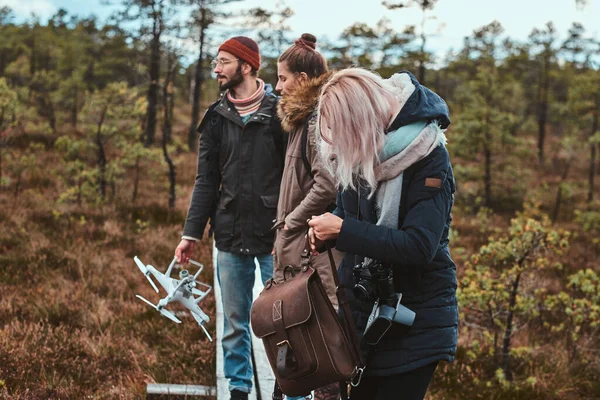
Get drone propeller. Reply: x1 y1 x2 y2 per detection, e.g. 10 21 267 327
200 324 213 342
136 294 157 308
191 310 213 342
135 295 182 324
134 256 159 293
158 307 182 324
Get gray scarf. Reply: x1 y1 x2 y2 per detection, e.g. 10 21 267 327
372 72 447 229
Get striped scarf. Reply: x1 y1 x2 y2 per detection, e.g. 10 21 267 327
227 79 266 118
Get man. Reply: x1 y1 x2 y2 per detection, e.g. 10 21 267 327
175 37 284 400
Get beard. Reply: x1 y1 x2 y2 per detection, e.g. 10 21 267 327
218 64 244 91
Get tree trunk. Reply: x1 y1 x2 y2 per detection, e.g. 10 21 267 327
14 172 21 198
96 108 108 199
488 303 499 368
552 156 573 224
30 32 36 76
110 180 116 203
501 271 522 382
0 53 5 77
566 316 578 365
47 96 56 132
39 95 56 132
163 54 177 209
84 60 95 92
588 142 596 204
0 109 4 189
588 95 599 203
418 19 426 85
71 86 78 128
484 138 491 208
483 87 493 207
77 180 82 206
537 57 550 165
145 1 162 147
0 145 3 191
132 156 140 203
188 8 207 151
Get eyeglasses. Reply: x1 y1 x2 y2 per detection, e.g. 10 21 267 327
211 58 240 68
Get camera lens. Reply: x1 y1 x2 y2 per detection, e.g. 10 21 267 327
353 280 376 302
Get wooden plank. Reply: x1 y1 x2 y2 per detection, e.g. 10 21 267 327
147 384 216 396
213 244 232 399
213 244 258 400
251 261 277 400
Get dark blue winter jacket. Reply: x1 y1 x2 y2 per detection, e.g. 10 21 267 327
333 72 458 376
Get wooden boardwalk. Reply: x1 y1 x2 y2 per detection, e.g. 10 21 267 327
213 245 277 400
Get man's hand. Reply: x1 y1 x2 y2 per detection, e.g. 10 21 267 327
307 213 342 255
175 239 196 264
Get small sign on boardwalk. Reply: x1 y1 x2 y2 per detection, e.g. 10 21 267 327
147 383 216 397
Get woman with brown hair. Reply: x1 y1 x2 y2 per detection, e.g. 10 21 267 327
272 33 341 400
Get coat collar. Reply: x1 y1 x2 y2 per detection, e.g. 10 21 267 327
215 89 277 128
276 71 333 133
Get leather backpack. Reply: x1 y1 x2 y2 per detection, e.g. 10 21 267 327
250 242 365 399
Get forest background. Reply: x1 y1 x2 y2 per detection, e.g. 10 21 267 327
0 0 599 399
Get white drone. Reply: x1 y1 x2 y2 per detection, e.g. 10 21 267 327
134 256 213 341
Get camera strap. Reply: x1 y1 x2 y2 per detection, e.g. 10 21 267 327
354 190 362 270
328 226 365 368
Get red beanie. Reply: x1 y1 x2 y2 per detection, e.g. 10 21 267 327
218 36 261 70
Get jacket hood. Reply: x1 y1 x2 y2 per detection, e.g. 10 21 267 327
386 71 450 132
277 71 333 133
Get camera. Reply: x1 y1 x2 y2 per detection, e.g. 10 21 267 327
352 258 416 345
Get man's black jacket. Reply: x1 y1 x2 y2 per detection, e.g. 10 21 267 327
183 89 285 255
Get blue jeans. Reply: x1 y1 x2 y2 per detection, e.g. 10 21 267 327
217 250 273 394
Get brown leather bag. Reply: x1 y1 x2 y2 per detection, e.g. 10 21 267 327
251 243 364 398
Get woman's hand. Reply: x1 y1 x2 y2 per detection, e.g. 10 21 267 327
307 227 322 255
307 213 343 254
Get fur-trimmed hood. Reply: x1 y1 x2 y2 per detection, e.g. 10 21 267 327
277 71 333 133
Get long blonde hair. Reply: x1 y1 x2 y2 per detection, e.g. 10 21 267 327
316 68 398 191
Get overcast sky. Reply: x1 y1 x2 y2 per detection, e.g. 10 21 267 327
1 0 598 59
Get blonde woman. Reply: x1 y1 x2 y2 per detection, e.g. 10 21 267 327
309 68 457 400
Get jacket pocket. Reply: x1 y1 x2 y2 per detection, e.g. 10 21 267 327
214 195 235 240
255 194 279 237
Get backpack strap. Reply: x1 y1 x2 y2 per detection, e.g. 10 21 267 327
272 381 284 400
301 112 337 213
301 115 314 179
196 100 221 139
